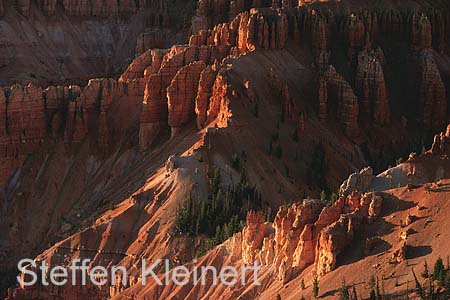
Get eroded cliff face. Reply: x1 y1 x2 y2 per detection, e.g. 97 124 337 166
4 0 194 23
319 65 360 136
417 50 447 130
1 0 449 230
234 191 385 282
196 4 449 132
2 1 450 299
8 124 450 300
13 0 141 17
0 0 196 84
355 49 390 125
0 78 144 184
135 2 450 151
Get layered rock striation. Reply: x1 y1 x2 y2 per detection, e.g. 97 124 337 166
3 3 449 181
10 0 145 17
417 50 447 130
0 78 144 185
355 49 390 125
319 66 360 136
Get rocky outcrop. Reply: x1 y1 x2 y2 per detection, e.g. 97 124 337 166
0 84 46 184
319 66 359 136
188 7 449 136
411 13 433 49
190 9 289 53
0 78 143 185
12 0 141 16
15 0 30 16
36 0 57 15
344 14 366 65
313 191 384 276
135 30 165 56
61 0 91 16
242 211 271 265
195 65 218 129
0 0 171 84
315 212 363 276
194 0 230 33
64 78 120 145
430 124 450 155
137 10 293 149
44 85 82 138
206 71 232 127
390 241 407 263
193 0 272 34
339 167 374 197
120 49 168 82
272 199 324 282
168 61 206 134
62 0 139 17
355 49 390 125
139 45 216 149
417 50 447 130
318 77 328 122
139 75 166 150
237 191 385 281
2 5 449 183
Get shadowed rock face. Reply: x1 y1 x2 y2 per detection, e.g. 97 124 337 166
0 78 144 184
5 0 187 19
0 0 196 85
319 65 360 136
2 0 450 299
167 61 206 131
355 49 390 125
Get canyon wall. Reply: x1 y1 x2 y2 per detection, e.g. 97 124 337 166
0 0 195 84
0 78 144 184
5 0 162 17
190 5 450 134
2 4 449 183
2 2 450 299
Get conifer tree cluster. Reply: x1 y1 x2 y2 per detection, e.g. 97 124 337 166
174 166 262 253
432 257 450 298
409 257 450 300
368 275 382 300
339 279 358 300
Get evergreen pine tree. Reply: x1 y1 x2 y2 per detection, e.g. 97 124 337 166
422 261 429 278
375 278 382 300
313 276 319 299
301 278 306 290
339 279 350 300
433 257 445 285
320 190 327 203
412 269 426 300
352 287 358 300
